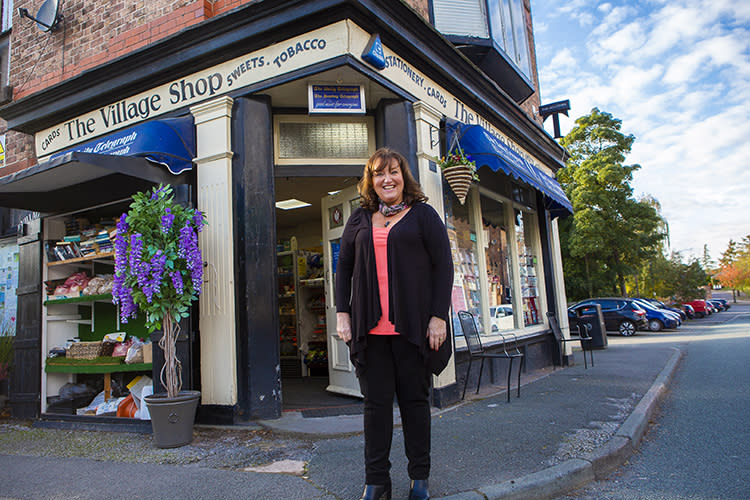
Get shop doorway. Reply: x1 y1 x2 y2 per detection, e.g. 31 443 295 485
275 177 363 411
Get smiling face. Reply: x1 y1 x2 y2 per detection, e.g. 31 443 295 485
372 157 404 206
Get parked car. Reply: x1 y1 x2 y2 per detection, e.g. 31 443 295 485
705 300 719 313
567 298 648 336
685 299 711 318
680 303 695 319
714 298 730 310
707 299 725 312
489 304 514 332
643 298 687 320
632 298 681 331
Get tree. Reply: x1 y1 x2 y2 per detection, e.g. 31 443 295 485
557 109 665 300
716 237 750 300
627 251 707 302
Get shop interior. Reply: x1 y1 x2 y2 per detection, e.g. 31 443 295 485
42 198 155 419
274 175 365 411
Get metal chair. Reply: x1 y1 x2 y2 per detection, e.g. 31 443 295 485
458 310 524 402
547 311 594 369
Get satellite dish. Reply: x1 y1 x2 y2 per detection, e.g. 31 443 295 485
18 0 63 32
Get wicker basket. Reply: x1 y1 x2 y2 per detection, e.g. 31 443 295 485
100 342 116 357
67 341 105 360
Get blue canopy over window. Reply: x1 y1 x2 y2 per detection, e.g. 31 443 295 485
446 120 572 216
0 117 195 212
50 116 195 175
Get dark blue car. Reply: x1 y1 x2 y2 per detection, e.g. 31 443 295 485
643 298 687 320
632 299 680 331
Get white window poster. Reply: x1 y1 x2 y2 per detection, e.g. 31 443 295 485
0 238 18 332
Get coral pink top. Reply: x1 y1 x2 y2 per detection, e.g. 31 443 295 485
369 226 398 335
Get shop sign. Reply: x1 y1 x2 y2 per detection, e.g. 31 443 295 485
361 33 385 69
0 134 4 168
346 23 553 177
35 19 550 176
36 22 350 157
48 117 195 175
308 84 365 114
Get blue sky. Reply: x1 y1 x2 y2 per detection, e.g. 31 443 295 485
532 0 750 263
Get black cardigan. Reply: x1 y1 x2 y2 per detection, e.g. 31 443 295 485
335 202 454 375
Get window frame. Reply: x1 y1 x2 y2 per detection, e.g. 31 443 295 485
1 0 12 34
460 184 547 344
272 114 375 166
430 0 532 80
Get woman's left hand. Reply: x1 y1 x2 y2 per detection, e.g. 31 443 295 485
427 316 447 351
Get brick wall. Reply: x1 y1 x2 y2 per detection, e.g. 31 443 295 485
5 0 263 173
10 0 218 100
520 0 542 125
403 0 430 19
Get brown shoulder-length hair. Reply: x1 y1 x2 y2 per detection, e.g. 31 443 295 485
358 147 428 211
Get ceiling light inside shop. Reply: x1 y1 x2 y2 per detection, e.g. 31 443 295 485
327 190 341 195
275 198 312 210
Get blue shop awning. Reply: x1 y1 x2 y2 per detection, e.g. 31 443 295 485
0 117 195 213
50 116 195 175
446 120 572 215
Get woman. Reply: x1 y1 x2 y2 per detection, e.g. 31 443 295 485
335 147 454 500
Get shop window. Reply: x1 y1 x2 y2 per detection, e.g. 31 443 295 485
432 0 488 38
445 189 483 335
480 194 515 333
1 0 12 33
431 0 533 98
515 209 541 326
274 115 375 165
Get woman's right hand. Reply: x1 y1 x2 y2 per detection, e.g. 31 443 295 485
336 312 352 342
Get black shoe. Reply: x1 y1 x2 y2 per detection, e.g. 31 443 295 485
408 479 429 500
360 483 392 500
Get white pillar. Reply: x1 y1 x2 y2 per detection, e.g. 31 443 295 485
550 217 572 350
190 96 238 405
413 101 456 390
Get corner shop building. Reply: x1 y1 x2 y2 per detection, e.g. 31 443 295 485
0 2 573 425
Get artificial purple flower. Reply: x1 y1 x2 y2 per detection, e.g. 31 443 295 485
161 207 175 234
178 222 203 295
143 250 167 303
128 234 143 275
170 270 184 296
113 274 137 323
114 214 129 276
192 210 204 232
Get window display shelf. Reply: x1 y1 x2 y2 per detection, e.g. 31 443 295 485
47 252 115 267
44 293 113 306
47 314 83 322
45 359 152 374
300 278 324 287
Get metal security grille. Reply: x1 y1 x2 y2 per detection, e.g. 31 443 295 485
278 121 369 159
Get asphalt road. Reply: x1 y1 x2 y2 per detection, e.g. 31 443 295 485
557 298 750 499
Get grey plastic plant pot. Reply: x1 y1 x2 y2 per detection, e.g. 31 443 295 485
144 390 200 448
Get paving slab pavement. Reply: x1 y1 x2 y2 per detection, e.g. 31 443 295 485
0 319 702 499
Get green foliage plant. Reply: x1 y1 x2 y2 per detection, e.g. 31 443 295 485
435 147 480 181
557 108 665 300
113 185 206 398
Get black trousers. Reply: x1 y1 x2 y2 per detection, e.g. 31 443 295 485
358 334 431 485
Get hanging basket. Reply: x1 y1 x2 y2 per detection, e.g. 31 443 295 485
442 165 474 205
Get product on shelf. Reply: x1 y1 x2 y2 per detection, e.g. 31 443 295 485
46 217 118 262
50 272 91 299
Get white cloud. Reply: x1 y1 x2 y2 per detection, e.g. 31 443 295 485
536 1 750 259
588 22 648 65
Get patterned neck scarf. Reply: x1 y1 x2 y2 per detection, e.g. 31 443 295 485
379 200 408 217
